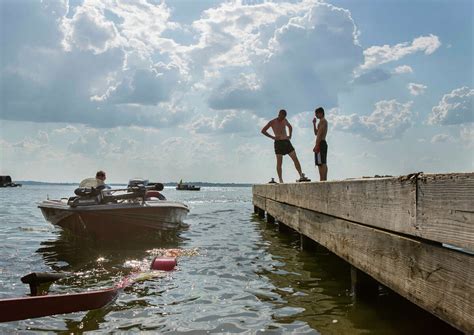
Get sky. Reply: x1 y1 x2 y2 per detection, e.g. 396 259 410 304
0 0 472 184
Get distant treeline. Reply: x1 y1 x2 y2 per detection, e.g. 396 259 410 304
17 181 252 187
164 182 252 187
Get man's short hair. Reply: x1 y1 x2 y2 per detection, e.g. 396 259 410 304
279 109 287 117
315 107 325 116
96 170 106 178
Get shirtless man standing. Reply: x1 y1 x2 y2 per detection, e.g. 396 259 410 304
261 109 307 183
313 107 328 181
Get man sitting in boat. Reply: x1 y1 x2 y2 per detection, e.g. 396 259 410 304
79 170 111 189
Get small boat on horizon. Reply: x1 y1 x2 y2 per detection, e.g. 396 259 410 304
38 179 189 239
0 175 22 188
176 179 201 191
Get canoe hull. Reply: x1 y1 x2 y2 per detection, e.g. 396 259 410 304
0 287 119 323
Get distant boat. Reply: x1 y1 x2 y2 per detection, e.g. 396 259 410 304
0 175 22 188
176 179 201 191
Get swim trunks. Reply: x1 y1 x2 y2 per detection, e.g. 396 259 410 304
274 139 295 155
315 140 328 166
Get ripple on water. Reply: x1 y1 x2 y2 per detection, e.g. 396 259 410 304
0 186 462 334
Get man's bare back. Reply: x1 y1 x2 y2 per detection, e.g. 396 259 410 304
269 118 290 140
261 109 307 183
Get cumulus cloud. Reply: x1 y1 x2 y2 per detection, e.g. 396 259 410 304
428 87 474 125
66 128 142 157
460 125 474 148
290 111 314 129
61 4 121 54
11 137 48 152
408 83 427 96
358 152 376 159
67 129 107 155
52 125 80 134
330 100 413 141
196 1 363 115
430 133 454 143
208 74 263 110
360 34 441 71
189 110 264 135
0 0 187 128
353 68 391 85
0 0 435 137
392 65 413 74
97 65 181 105
37 130 49 143
159 136 219 162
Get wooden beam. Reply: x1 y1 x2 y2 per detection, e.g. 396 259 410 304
417 173 474 251
266 198 299 231
255 176 417 235
253 173 474 250
265 199 474 333
252 194 266 212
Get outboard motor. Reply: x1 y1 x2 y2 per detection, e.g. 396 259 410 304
128 179 149 188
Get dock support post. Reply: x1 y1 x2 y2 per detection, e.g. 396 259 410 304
254 206 258 214
351 265 379 301
267 214 275 224
278 222 291 232
257 208 265 219
300 235 319 251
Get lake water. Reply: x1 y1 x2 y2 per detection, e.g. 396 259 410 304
0 185 460 334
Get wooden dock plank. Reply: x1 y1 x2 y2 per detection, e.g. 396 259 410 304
253 173 474 250
255 177 417 234
266 199 299 231
252 194 266 211
417 173 474 251
263 199 474 333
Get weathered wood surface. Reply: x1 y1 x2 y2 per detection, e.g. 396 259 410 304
417 173 474 251
254 176 417 235
264 199 474 333
253 173 474 251
266 198 299 231
252 194 266 212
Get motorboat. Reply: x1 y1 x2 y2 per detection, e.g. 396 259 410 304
0 175 22 187
176 179 200 191
38 179 189 239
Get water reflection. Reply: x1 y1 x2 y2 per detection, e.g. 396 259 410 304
37 227 187 271
253 216 461 335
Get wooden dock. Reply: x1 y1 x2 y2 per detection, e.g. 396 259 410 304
252 173 473 333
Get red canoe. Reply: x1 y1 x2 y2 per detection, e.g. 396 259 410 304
0 287 120 323
0 256 176 323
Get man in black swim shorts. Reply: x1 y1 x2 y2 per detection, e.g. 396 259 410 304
313 107 328 181
261 109 308 183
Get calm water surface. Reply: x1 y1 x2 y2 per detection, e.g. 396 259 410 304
0 186 460 334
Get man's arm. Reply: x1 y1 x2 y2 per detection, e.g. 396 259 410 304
312 118 317 136
286 120 293 139
261 121 275 140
